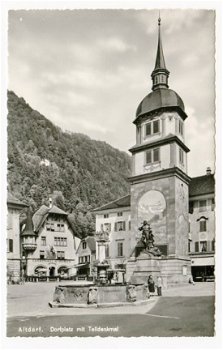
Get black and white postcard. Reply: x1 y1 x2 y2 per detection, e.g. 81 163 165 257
1 1 222 349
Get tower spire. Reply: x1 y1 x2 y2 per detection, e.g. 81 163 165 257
151 14 169 91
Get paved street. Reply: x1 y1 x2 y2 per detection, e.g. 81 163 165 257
7 282 215 337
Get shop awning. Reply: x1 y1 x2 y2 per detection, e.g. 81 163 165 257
191 257 215 266
74 263 90 268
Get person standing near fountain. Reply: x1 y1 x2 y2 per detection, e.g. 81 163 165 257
156 276 162 296
148 275 155 293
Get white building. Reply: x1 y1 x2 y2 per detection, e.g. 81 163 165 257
21 204 80 281
7 193 28 283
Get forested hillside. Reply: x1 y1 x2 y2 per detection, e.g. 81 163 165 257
7 91 131 237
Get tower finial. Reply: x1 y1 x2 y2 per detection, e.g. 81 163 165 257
158 11 161 26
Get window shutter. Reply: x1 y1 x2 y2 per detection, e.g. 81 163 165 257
188 241 191 253
212 239 215 252
123 221 126 231
114 222 117 232
207 240 211 252
109 223 111 232
195 241 199 252
9 239 13 253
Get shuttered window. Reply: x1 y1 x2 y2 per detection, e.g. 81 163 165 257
117 242 124 257
200 241 207 252
114 221 126 232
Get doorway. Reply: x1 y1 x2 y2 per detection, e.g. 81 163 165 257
49 266 55 277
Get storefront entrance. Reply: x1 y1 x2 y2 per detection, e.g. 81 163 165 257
191 265 215 282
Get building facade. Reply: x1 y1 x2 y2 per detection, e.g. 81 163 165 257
75 236 96 279
7 193 28 283
94 196 131 270
21 204 80 281
189 171 215 281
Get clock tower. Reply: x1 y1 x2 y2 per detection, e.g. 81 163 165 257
127 17 191 284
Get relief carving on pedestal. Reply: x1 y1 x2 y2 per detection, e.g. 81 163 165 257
126 285 137 302
53 287 65 304
88 286 98 304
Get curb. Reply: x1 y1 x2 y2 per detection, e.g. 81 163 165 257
49 298 156 309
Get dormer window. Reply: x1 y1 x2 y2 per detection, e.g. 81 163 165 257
145 120 160 137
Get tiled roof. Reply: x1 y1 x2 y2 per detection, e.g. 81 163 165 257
7 193 28 207
93 194 130 211
48 205 68 216
32 204 68 232
32 205 49 232
21 208 36 237
189 174 215 197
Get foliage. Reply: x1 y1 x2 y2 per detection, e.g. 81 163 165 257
7 91 131 238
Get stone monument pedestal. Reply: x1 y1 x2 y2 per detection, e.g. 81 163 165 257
126 255 191 288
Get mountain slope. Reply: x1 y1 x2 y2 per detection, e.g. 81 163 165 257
7 91 131 236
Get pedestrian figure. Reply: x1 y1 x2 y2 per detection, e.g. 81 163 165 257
189 277 195 285
148 275 155 293
156 276 162 296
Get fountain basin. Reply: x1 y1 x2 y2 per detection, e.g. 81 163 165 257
49 283 151 308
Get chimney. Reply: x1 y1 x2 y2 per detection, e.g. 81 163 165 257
49 197 52 208
206 167 211 175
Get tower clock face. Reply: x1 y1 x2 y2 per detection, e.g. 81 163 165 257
137 190 166 223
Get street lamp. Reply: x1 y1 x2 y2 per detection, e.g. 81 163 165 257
21 254 27 282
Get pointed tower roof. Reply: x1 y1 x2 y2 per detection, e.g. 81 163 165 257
134 16 187 122
21 207 36 237
151 15 169 91
154 16 166 70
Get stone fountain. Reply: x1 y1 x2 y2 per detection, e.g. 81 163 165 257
49 228 152 308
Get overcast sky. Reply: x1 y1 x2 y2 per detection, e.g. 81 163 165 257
8 9 215 177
